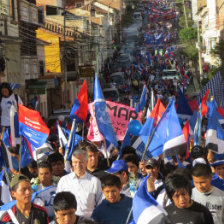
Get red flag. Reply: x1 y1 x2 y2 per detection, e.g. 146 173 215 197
70 80 88 122
149 98 166 126
183 120 189 158
188 99 198 112
201 89 210 117
217 106 224 117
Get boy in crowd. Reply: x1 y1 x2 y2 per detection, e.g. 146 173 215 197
192 163 224 224
165 173 214 224
91 175 132 224
210 154 224 191
106 159 133 197
34 161 57 221
47 153 68 177
145 158 165 203
1 174 49 224
50 192 95 224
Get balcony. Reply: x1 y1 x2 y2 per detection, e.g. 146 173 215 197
20 0 39 25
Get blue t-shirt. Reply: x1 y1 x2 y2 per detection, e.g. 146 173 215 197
211 174 224 191
92 194 132 224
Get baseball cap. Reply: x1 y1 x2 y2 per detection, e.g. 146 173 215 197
106 160 128 174
191 145 207 159
10 174 30 190
211 154 224 167
146 158 159 168
192 157 207 167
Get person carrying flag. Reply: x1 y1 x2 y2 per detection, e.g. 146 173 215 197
0 82 23 129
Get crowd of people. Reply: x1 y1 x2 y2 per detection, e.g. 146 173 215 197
1 138 224 223
0 1 220 224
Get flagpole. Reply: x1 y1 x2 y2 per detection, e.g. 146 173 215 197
18 143 22 173
64 119 76 162
103 139 110 167
141 101 172 161
82 122 85 140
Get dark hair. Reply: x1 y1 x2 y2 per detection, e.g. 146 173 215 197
37 161 52 172
121 146 136 158
53 192 77 211
79 141 98 153
124 155 140 167
27 161 37 169
192 163 212 178
101 174 121 189
47 153 64 165
165 174 192 201
0 82 13 96
8 145 20 155
173 167 192 181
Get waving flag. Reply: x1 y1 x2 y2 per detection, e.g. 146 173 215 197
20 137 34 168
94 74 118 148
197 71 224 108
141 100 186 158
206 104 224 154
64 120 82 161
131 177 170 224
18 105 50 148
1 129 18 170
183 120 190 158
0 170 11 204
189 110 197 137
140 98 165 137
201 89 210 117
57 123 68 149
10 104 20 146
194 105 202 146
70 80 88 123
135 85 148 112
177 88 193 120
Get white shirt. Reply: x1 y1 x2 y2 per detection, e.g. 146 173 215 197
192 186 224 224
1 94 23 126
57 172 102 218
36 184 57 219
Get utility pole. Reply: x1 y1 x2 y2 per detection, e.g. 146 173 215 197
63 0 68 108
197 20 203 80
182 0 188 28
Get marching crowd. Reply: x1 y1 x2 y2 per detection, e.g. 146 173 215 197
0 1 223 224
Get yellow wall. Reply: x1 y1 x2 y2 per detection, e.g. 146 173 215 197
36 29 61 73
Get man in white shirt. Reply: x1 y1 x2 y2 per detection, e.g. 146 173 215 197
57 149 102 218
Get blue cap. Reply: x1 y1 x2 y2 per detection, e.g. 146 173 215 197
211 154 224 167
106 160 128 174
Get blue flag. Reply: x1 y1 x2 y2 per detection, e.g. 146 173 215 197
20 138 34 169
64 123 83 161
194 105 202 146
131 177 169 224
135 85 148 112
94 74 118 148
177 88 193 120
141 100 186 158
189 110 197 136
206 104 224 154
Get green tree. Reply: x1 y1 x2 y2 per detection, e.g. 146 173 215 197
179 27 197 43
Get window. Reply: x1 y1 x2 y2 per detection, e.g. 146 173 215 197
38 7 44 24
10 0 16 21
76 3 82 8
39 61 45 76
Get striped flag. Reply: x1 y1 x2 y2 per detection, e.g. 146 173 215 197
197 71 224 108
